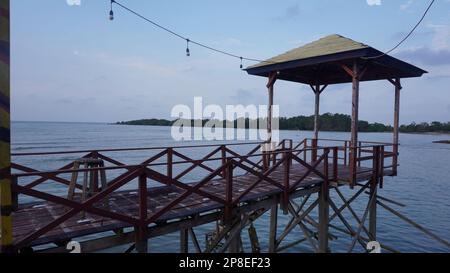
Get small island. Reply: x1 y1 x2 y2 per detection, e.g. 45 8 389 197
116 113 450 134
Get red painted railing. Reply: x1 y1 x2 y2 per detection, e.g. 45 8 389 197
9 139 396 249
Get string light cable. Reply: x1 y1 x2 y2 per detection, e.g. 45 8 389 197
108 0 272 68
108 0 436 66
363 0 435 60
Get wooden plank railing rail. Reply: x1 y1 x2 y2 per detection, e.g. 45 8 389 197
8 139 397 250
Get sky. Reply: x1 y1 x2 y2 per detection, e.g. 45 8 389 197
10 0 450 124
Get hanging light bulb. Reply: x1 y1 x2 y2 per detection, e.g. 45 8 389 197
240 57 243 69
109 0 114 21
186 39 190 57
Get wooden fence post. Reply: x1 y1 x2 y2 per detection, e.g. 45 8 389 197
136 168 148 253
369 146 380 240
318 149 329 253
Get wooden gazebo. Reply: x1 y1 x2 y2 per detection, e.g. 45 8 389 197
245 34 426 183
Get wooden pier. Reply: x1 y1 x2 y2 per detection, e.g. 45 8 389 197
2 14 449 252
7 139 399 253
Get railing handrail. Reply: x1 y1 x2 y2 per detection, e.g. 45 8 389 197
306 138 396 147
11 141 394 178
10 145 337 178
11 141 268 157
11 137 397 157
9 138 397 249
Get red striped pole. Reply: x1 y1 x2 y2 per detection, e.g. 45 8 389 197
0 0 12 253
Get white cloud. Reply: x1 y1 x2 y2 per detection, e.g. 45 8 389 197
366 0 381 6
428 24 450 50
400 0 414 11
66 0 81 6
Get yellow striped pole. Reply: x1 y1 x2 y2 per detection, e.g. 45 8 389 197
0 0 11 253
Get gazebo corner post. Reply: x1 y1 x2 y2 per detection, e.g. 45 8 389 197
343 60 361 187
393 78 402 176
311 83 327 162
0 0 12 254
312 83 320 162
350 61 360 187
266 72 277 150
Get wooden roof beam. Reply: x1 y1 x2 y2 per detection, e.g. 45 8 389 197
387 78 403 90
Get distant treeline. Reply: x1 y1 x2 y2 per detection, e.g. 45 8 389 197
116 113 450 133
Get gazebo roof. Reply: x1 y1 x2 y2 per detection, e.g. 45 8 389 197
245 34 427 85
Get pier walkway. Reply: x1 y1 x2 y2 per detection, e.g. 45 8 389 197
8 139 396 252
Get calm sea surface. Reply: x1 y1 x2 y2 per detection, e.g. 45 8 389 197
11 121 450 253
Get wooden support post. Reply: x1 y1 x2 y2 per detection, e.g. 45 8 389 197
180 228 189 253
135 227 148 253
268 203 278 253
0 0 12 253
313 84 320 140
136 170 148 253
369 184 378 241
349 61 360 186
393 78 401 176
311 139 318 163
369 146 380 240
228 232 241 253
248 223 260 253
282 151 290 214
311 83 329 163
266 73 277 143
224 159 240 253
189 228 202 253
318 149 329 253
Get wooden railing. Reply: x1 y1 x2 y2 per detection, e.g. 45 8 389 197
8 139 395 249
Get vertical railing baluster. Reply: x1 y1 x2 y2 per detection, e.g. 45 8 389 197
344 141 348 166
167 148 173 185
224 159 233 223
139 167 148 223
372 146 380 188
349 145 357 188
333 147 338 181
379 146 385 188
221 145 226 178
323 148 329 193
312 138 318 162
92 151 99 192
289 139 293 166
357 141 362 167
137 166 148 253
303 139 307 162
282 150 290 214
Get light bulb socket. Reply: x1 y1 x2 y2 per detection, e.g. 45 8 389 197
186 39 190 56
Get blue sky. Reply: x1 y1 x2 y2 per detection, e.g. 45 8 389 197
10 0 450 124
